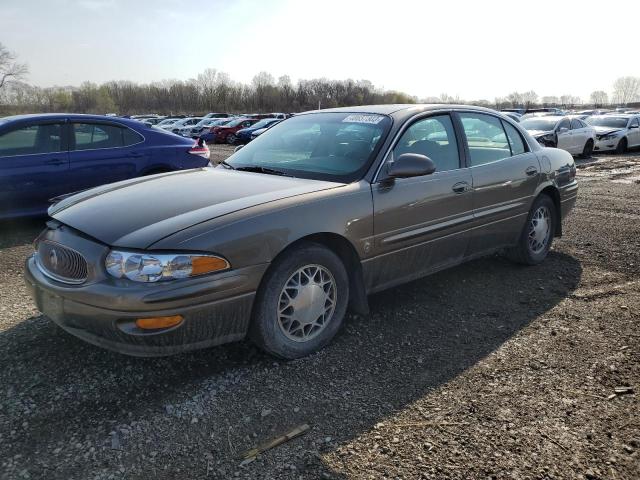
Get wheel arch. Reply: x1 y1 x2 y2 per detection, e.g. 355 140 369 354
537 185 562 237
258 232 369 316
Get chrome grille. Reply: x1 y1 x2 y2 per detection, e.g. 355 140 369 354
36 241 88 284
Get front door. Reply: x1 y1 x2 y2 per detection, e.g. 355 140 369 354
628 117 640 147
0 121 68 218
368 113 473 291
556 118 573 152
456 112 541 254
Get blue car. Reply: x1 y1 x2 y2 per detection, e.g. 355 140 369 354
234 118 282 144
0 114 210 219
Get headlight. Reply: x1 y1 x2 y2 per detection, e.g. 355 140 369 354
105 250 230 282
600 133 620 141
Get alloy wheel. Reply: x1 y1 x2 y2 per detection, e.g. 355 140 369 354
528 206 551 254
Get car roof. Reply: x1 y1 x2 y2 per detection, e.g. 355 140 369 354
0 113 146 128
299 104 511 121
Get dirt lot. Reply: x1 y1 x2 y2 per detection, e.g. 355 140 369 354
0 151 638 480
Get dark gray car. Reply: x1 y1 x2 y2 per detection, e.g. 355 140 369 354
24 105 578 358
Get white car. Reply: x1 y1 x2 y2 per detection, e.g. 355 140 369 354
179 118 233 138
520 115 596 157
166 117 204 135
153 118 182 130
586 114 640 154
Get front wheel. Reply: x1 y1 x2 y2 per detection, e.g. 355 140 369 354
249 243 349 359
506 194 556 265
615 137 627 155
227 134 237 145
581 139 594 158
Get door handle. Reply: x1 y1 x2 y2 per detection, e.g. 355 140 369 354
45 158 66 166
452 181 469 193
525 166 538 176
128 151 144 158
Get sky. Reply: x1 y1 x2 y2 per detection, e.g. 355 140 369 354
1 0 638 102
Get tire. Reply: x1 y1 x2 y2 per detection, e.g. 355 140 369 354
506 194 556 266
249 243 349 359
227 134 237 145
615 137 627 155
581 139 594 158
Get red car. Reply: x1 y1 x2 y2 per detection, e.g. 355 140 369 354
209 118 259 144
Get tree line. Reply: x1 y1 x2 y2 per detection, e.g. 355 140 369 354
1 42 639 116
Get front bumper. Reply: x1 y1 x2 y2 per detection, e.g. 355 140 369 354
24 227 268 356
594 136 620 152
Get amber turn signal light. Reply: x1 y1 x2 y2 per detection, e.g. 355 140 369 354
191 256 229 275
135 315 184 330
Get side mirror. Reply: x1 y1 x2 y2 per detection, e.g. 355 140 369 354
234 145 244 153
387 153 436 179
629 124 639 129
558 127 569 134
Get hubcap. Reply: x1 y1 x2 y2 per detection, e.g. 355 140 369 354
528 206 551 254
277 265 336 342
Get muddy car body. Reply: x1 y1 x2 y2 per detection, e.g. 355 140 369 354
25 105 578 358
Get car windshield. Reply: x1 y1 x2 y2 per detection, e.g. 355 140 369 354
250 118 278 129
157 119 176 126
586 117 628 128
520 118 559 131
224 112 392 182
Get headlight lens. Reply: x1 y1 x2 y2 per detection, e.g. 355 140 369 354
105 250 229 282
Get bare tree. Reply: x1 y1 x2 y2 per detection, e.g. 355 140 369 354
541 96 559 106
590 90 608 107
0 43 28 90
521 90 538 108
506 91 523 107
612 76 640 105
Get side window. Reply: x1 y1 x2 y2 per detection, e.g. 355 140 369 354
458 113 510 166
393 114 460 172
122 128 143 146
502 121 526 155
558 119 570 131
570 119 583 130
0 123 62 157
631 118 640 128
73 123 140 150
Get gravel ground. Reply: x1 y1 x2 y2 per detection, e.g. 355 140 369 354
0 150 639 479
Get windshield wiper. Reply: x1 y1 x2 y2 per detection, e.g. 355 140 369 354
235 166 293 177
218 159 236 170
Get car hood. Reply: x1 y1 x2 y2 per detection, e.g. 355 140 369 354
50 168 343 249
593 126 623 135
527 129 554 137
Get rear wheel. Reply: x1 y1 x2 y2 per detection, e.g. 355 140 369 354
581 139 594 158
506 194 556 265
615 137 627 154
250 243 349 359
227 134 237 145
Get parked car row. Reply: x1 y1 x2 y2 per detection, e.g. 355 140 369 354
506 109 640 156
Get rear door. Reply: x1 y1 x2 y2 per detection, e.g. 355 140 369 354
68 121 147 191
456 112 540 254
369 113 474 290
0 120 68 217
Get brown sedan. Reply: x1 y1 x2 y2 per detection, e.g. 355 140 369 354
25 105 578 358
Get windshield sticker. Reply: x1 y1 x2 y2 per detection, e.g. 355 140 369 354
342 114 385 124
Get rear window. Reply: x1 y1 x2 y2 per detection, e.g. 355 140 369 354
73 123 142 150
